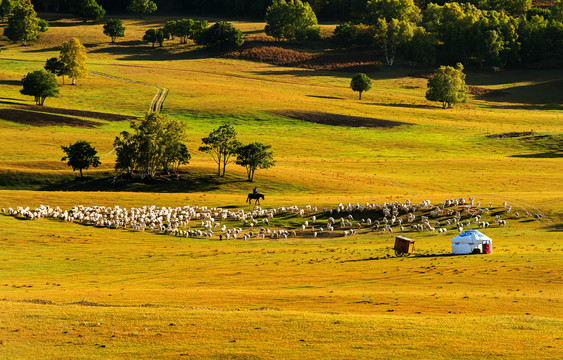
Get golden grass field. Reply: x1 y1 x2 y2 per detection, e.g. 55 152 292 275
0 15 562 359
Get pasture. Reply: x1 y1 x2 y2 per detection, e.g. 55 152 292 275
0 15 562 359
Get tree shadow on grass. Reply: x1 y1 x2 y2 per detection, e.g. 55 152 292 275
0 80 22 86
306 95 345 100
368 102 438 109
510 152 563 158
21 46 62 53
543 224 562 232
89 44 212 61
39 174 225 193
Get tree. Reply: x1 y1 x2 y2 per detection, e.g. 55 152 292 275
425 63 468 109
103 18 125 43
60 37 88 85
142 28 164 47
0 0 13 22
71 0 105 22
20 69 59 106
265 0 320 41
236 142 275 182
375 18 413 66
195 21 244 50
127 0 157 18
171 19 208 44
3 1 48 45
44 56 69 84
364 0 418 24
61 140 101 178
199 124 241 177
552 0 563 22
350 73 372 100
114 113 190 179
402 26 435 66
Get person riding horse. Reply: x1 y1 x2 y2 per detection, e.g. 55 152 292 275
247 190 264 205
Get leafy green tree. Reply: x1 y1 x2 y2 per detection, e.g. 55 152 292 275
195 21 244 50
497 0 531 15
20 69 59 106
551 0 563 22
60 37 88 85
103 18 125 43
402 26 435 66
364 0 418 24
172 19 208 44
236 142 275 182
0 0 13 22
44 56 69 84
425 63 468 109
127 0 157 18
350 73 372 100
114 113 190 179
61 140 101 178
71 0 105 23
265 0 320 41
142 28 165 47
3 1 48 45
334 22 377 47
199 124 241 177
375 18 413 66
163 20 178 40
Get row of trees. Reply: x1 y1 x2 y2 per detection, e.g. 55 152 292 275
141 19 245 49
332 0 563 68
112 115 274 182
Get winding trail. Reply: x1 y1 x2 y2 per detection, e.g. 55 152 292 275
90 71 168 113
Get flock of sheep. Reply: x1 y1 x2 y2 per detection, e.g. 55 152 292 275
2 196 537 241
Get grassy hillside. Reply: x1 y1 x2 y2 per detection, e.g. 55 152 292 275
0 16 561 359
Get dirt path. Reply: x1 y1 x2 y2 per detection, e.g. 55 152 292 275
89 71 168 113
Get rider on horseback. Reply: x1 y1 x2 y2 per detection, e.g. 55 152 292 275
253 186 258 195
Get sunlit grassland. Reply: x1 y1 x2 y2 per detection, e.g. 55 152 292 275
0 16 562 359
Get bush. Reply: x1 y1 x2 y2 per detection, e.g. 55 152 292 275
195 21 244 50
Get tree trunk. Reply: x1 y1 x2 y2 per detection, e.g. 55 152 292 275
359 91 362 100
72 77 76 85
217 161 221 176
79 168 83 177
62 75 65 85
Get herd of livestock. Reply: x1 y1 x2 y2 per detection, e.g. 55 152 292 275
3 197 541 241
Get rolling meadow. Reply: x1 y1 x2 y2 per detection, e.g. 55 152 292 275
0 15 562 359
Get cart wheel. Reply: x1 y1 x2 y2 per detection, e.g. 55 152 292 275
395 248 404 257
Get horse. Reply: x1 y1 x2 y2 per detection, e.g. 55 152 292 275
247 193 265 205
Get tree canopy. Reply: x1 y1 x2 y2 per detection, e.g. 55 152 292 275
265 0 320 41
425 62 468 109
3 0 48 45
142 28 164 47
195 21 244 50
114 113 190 179
71 0 105 22
59 37 88 85
61 140 101 177
44 56 69 84
350 73 372 100
127 0 157 18
199 124 241 177
20 69 59 105
103 18 125 43
236 142 275 182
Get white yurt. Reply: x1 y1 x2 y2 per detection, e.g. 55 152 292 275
451 230 492 255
